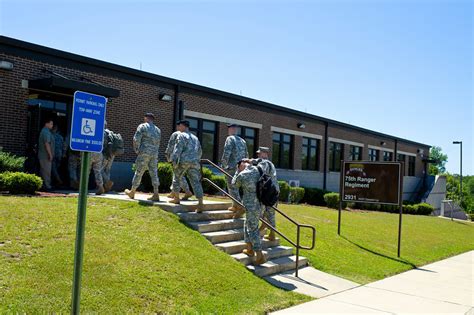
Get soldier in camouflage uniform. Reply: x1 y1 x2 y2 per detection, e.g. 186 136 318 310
125 113 161 201
169 120 204 212
247 147 279 241
65 134 81 190
221 123 248 215
165 125 192 200
90 152 105 195
232 160 267 265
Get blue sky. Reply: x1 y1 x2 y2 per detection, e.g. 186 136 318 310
1 0 472 174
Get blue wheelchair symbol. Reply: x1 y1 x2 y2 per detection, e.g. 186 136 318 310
82 120 93 134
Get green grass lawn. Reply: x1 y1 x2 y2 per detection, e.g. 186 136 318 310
0 196 310 313
275 203 474 284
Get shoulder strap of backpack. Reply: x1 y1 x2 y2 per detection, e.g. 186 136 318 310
257 165 263 177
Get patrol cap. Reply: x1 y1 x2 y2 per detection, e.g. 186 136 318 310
176 120 190 127
227 123 239 128
144 112 155 119
256 146 270 154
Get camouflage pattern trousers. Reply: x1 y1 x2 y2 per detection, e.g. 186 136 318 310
172 162 203 198
68 153 81 183
90 152 104 187
244 198 263 251
261 205 276 228
132 153 159 190
170 172 190 193
226 167 241 206
102 155 115 184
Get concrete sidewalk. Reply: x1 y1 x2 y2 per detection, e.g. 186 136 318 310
273 251 474 314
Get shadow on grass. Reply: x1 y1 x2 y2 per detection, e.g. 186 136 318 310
339 235 435 272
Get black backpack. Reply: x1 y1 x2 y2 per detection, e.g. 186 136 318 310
256 166 280 207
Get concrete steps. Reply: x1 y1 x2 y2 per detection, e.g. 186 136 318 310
247 255 309 277
158 198 309 279
187 218 245 233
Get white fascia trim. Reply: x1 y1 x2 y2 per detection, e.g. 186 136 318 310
270 126 323 139
184 110 263 129
368 145 394 152
328 137 364 147
397 150 417 157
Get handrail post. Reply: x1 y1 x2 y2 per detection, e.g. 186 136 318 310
295 225 300 277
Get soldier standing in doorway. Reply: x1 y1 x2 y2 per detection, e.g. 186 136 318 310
169 120 204 212
124 113 161 201
221 123 248 215
232 159 267 265
90 152 105 195
165 122 192 200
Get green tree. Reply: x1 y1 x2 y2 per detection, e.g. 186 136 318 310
428 146 448 175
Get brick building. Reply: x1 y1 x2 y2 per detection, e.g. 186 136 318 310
0 36 431 198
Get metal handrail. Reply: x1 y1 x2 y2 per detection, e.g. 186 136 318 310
200 159 316 277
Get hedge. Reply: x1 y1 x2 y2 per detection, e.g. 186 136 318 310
350 201 433 216
289 187 305 204
0 152 25 173
278 181 290 202
0 172 42 194
301 187 329 206
324 192 347 209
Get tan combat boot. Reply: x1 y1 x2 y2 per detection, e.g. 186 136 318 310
227 206 239 212
181 191 193 201
254 251 267 265
96 185 105 195
233 206 245 219
148 189 160 202
169 193 180 204
195 198 204 213
264 230 276 241
167 191 177 198
104 180 114 192
242 242 255 257
124 189 136 199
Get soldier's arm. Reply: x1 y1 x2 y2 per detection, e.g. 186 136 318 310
165 133 175 161
133 125 143 154
221 137 233 169
171 134 184 165
231 172 241 187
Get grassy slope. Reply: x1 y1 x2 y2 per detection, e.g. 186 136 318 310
0 196 310 313
276 203 474 284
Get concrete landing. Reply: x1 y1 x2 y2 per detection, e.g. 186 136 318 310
265 266 359 298
273 250 474 314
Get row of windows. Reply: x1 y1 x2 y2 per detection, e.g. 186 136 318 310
185 116 417 176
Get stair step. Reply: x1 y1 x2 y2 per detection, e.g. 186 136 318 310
159 202 232 213
178 210 235 222
202 229 244 244
247 255 308 277
231 246 294 265
215 238 280 255
187 218 245 233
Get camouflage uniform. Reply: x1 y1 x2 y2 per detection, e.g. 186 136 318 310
101 129 114 185
232 164 263 251
131 121 161 191
165 131 190 193
68 151 81 183
90 152 104 187
170 130 203 198
221 135 248 205
253 158 279 229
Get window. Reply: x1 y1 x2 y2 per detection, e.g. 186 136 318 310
237 126 258 157
329 142 344 172
349 145 362 161
383 151 393 161
368 148 379 161
272 132 293 169
186 117 218 162
408 156 416 176
397 153 406 163
302 137 320 171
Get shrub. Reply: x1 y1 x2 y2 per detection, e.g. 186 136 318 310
415 203 434 215
0 152 25 173
278 181 290 202
0 172 42 194
201 167 216 194
209 175 227 195
301 187 328 206
289 187 305 204
324 192 347 209
403 204 417 215
131 162 179 193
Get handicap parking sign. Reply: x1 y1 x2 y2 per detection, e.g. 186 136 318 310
70 91 107 153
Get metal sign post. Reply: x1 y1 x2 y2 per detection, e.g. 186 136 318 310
69 91 107 315
338 161 404 256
